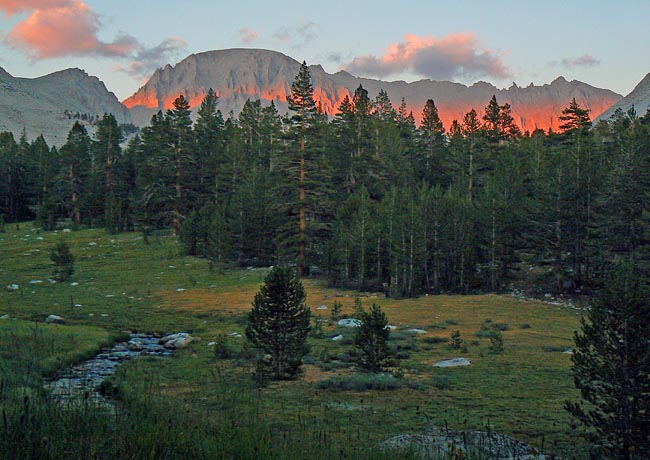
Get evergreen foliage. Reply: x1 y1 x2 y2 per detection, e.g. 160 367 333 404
245 266 311 379
566 265 650 459
355 303 390 372
50 240 74 281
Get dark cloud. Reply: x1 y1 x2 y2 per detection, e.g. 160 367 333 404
559 54 601 68
117 37 187 80
344 33 510 81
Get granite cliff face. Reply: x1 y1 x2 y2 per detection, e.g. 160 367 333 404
123 48 621 132
0 67 132 146
595 73 650 123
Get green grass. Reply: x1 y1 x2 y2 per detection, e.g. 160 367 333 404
0 224 587 459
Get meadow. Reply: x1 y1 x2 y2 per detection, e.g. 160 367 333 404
0 224 586 459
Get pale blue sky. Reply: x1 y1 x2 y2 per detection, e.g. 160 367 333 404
0 0 648 100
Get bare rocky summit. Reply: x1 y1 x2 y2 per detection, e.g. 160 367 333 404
595 72 650 123
124 48 621 132
0 67 132 147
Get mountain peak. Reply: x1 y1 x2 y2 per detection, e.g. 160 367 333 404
123 48 622 132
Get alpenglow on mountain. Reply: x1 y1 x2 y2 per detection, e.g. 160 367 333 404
123 48 622 132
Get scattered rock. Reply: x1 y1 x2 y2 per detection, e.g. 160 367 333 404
62 229 71 233
0 314 10 320
433 358 471 368
88 242 97 246
6 284 19 291
29 280 43 284
207 342 216 347
228 332 242 338
338 318 362 328
407 328 427 334
48 279 57 283
385 325 398 330
382 427 551 459
331 334 343 341
563 349 573 355
316 304 328 310
73 304 82 308
160 332 194 349
175 288 186 292
45 314 64 324
71 282 79 286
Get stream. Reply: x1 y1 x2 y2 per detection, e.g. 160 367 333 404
45 333 173 403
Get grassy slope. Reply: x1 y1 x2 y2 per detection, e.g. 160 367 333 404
0 224 583 456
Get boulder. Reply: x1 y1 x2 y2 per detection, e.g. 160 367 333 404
338 318 361 328
433 357 471 368
160 332 194 349
331 334 343 341
383 427 550 459
45 314 64 324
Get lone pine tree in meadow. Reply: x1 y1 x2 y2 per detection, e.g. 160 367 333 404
245 266 311 380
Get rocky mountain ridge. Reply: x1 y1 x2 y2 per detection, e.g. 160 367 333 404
0 66 132 146
595 72 650 122
123 48 622 132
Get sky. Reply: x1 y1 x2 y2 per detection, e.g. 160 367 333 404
0 0 648 101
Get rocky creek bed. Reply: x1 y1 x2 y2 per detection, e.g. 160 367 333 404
45 333 187 403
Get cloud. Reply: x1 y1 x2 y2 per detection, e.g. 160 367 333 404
1 0 188 81
344 33 510 81
272 21 319 46
3 0 139 58
556 54 601 69
0 0 69 16
238 28 259 44
116 37 187 80
296 21 318 43
273 27 290 41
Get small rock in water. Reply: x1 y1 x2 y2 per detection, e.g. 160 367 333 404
45 314 64 324
338 318 361 328
433 357 471 368
160 332 194 349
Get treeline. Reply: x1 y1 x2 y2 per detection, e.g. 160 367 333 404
1 62 649 296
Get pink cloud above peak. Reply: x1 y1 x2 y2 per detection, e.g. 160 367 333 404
0 0 70 16
345 33 510 81
3 0 138 59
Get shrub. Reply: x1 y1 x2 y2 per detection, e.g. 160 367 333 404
355 303 390 372
317 373 401 392
488 330 504 354
50 240 74 281
331 301 342 321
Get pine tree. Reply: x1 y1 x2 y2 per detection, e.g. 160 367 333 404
50 240 75 281
559 97 591 133
566 265 650 459
245 266 311 379
355 303 390 372
286 62 317 275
